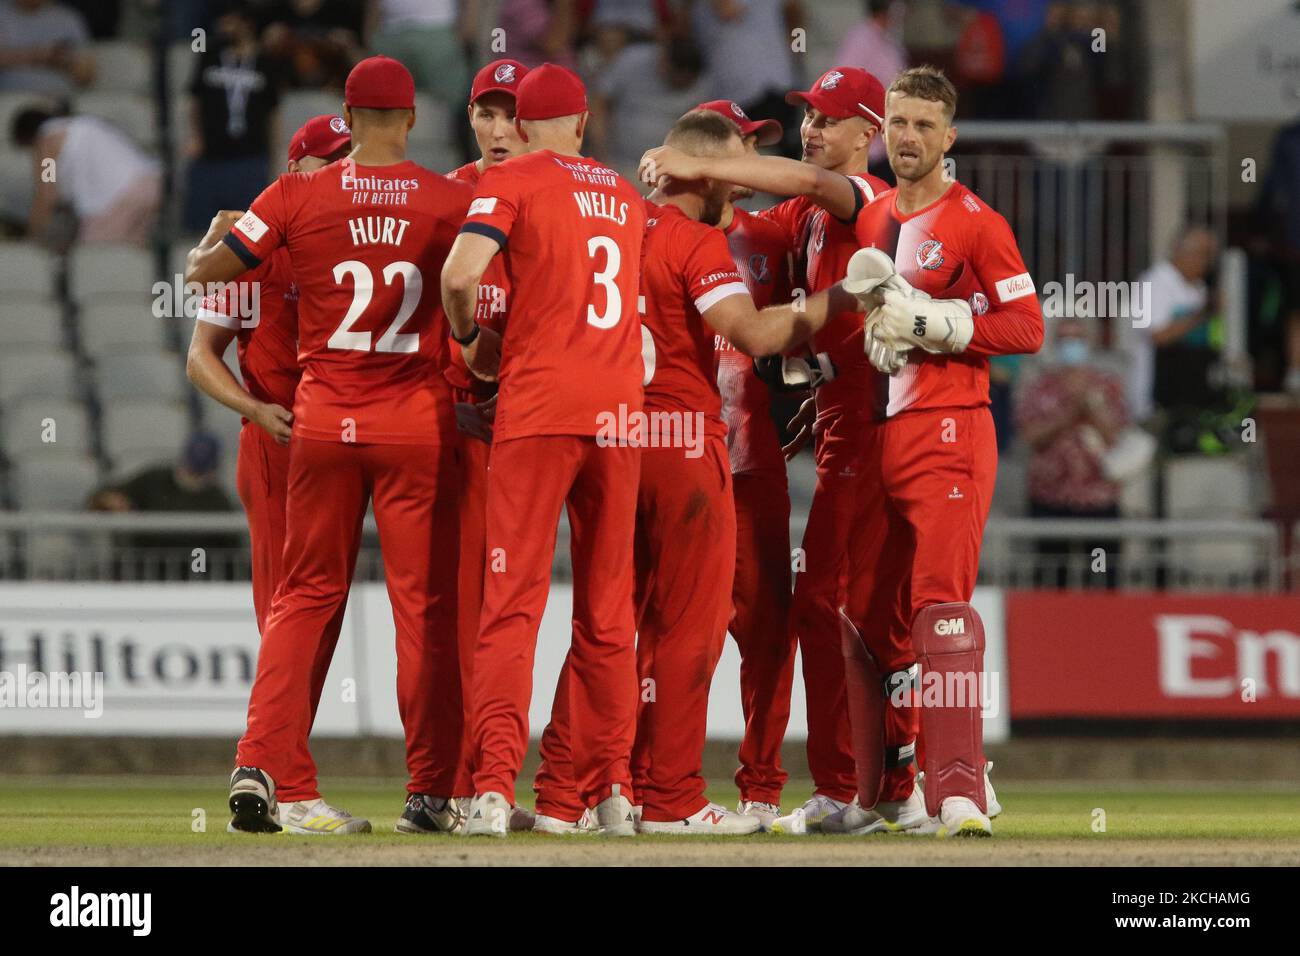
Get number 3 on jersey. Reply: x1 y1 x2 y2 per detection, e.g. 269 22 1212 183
329 260 422 353
586 236 622 329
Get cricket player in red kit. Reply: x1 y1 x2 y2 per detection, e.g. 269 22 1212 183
536 111 870 835
440 64 648 837
440 58 529 821
188 56 471 836
640 66 892 830
692 100 798 829
184 117 350 807
825 66 1041 837
186 114 352 631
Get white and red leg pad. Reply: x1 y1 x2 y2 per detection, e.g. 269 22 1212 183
838 609 885 809
913 602 987 817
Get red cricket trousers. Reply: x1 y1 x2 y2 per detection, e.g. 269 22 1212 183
236 423 290 633
235 424 350 797
630 438 736 822
842 406 997 801
472 435 640 807
729 469 795 804
790 411 864 803
451 428 491 797
235 436 463 801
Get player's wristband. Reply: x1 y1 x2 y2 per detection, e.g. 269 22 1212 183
452 323 481 347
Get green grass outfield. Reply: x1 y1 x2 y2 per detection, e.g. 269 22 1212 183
3 777 1299 866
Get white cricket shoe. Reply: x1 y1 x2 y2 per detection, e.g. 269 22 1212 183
533 807 597 835
465 791 512 837
916 761 1002 818
769 794 849 834
638 802 762 835
593 784 636 837
736 800 782 831
277 798 371 835
822 788 928 835
910 796 992 838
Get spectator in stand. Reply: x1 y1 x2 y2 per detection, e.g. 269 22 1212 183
948 1 1006 119
1257 114 1300 396
691 0 803 158
261 0 365 90
61 0 120 39
1126 227 1220 424
11 104 161 245
961 0 1047 67
1016 317 1128 588
833 0 905 165
1013 0 1128 120
182 0 281 234
88 432 240 557
495 0 580 70
0 0 96 95
589 33 706 174
589 0 662 70
368 0 470 95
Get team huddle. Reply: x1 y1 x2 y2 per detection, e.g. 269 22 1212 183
183 50 1042 840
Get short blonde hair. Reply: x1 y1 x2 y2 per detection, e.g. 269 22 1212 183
887 65 957 121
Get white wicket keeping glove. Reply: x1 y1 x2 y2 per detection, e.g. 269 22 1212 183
754 350 838 391
844 247 910 373
868 287 974 355
865 325 908 375
843 247 915 308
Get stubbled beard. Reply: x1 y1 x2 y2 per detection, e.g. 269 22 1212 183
701 195 725 226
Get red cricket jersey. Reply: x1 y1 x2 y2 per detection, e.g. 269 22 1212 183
854 181 1042 417
225 160 470 444
640 203 750 441
196 247 301 420
460 149 646 441
759 172 889 428
444 160 507 400
714 206 793 476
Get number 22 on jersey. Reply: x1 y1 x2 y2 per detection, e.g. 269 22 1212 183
328 260 423 353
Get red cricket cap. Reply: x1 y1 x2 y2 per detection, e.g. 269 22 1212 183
784 67 886 127
288 114 351 162
345 55 415 110
471 59 529 104
693 99 783 147
515 63 588 121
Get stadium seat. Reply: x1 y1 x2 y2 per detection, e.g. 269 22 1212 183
0 145 35 227
94 348 186 401
1165 456 1255 518
9 454 100 510
100 398 189 470
0 242 57 297
90 40 152 93
68 244 157 301
0 299 65 349
1 397 92 459
0 348 78 404
73 92 157 150
79 304 169 356
276 90 343 159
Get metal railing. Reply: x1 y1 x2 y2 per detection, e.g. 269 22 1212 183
0 511 1287 592
952 121 1227 290
978 517 1284 592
